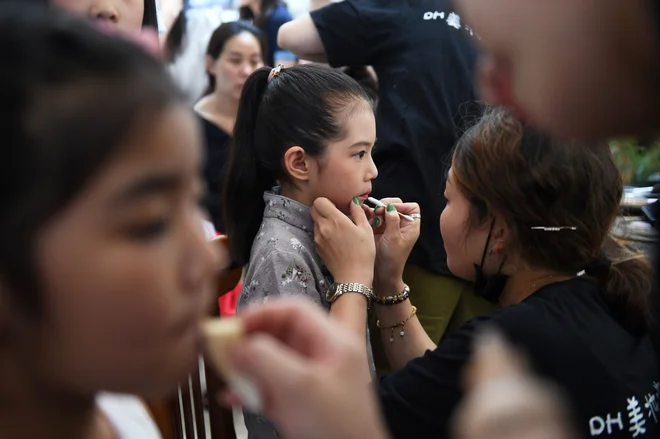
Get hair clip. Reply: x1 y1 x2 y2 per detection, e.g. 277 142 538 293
268 64 284 84
530 226 577 231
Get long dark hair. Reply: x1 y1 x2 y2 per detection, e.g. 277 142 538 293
203 21 267 96
142 0 159 29
164 8 186 63
223 64 374 265
0 3 182 314
239 0 282 29
452 107 653 335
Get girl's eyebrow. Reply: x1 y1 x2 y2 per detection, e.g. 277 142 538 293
113 172 181 205
349 141 373 148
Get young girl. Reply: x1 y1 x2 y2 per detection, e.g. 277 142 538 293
224 64 378 437
0 5 219 439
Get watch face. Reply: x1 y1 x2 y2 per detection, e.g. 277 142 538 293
325 284 339 302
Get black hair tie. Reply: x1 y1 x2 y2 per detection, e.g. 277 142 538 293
584 255 612 279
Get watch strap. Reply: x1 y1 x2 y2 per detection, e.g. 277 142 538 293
329 282 374 303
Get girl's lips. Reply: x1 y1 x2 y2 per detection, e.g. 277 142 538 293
358 191 371 198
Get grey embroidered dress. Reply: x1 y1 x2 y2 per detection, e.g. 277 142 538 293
238 191 331 439
238 190 374 439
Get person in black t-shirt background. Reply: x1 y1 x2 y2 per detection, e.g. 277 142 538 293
278 0 494 372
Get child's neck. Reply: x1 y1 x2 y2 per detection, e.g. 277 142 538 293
279 185 314 208
0 349 106 439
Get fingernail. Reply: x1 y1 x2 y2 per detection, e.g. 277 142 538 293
387 203 395 212
373 217 381 227
352 197 360 205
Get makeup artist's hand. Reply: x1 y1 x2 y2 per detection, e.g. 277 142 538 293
228 299 390 439
311 197 375 285
371 199 420 293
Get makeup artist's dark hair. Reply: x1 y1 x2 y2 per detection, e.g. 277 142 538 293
142 0 159 29
223 64 374 266
452 107 652 335
0 4 182 315
203 21 267 96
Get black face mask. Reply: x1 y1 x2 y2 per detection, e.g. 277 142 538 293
473 220 509 304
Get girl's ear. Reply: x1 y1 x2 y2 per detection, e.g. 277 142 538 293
477 55 524 118
205 55 216 75
283 146 310 182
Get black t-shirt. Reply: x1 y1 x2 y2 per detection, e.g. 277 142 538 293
378 277 660 439
198 115 231 233
310 0 479 276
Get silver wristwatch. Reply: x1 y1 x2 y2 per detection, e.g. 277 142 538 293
325 282 374 304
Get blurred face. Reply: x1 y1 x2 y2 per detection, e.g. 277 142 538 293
456 0 660 139
440 168 499 280
52 0 144 33
309 104 378 213
208 32 264 101
14 105 221 399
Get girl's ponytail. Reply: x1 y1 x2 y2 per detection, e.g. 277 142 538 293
223 67 274 266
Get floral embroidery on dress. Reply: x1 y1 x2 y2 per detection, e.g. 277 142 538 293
290 237 304 252
280 262 310 293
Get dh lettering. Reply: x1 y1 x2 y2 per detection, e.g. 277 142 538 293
423 11 445 20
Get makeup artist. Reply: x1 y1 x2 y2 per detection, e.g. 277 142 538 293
306 108 658 439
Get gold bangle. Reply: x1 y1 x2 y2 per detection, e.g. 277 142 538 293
376 306 417 343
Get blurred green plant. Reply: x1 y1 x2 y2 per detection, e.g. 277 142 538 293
610 138 660 185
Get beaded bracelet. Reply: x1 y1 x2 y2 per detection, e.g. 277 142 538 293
377 306 417 343
373 283 410 305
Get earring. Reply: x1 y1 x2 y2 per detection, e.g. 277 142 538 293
488 247 493 254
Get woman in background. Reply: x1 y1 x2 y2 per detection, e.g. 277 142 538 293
194 21 266 233
239 0 295 67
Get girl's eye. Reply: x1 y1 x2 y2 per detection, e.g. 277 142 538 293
230 58 242 65
126 220 169 241
353 151 366 160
